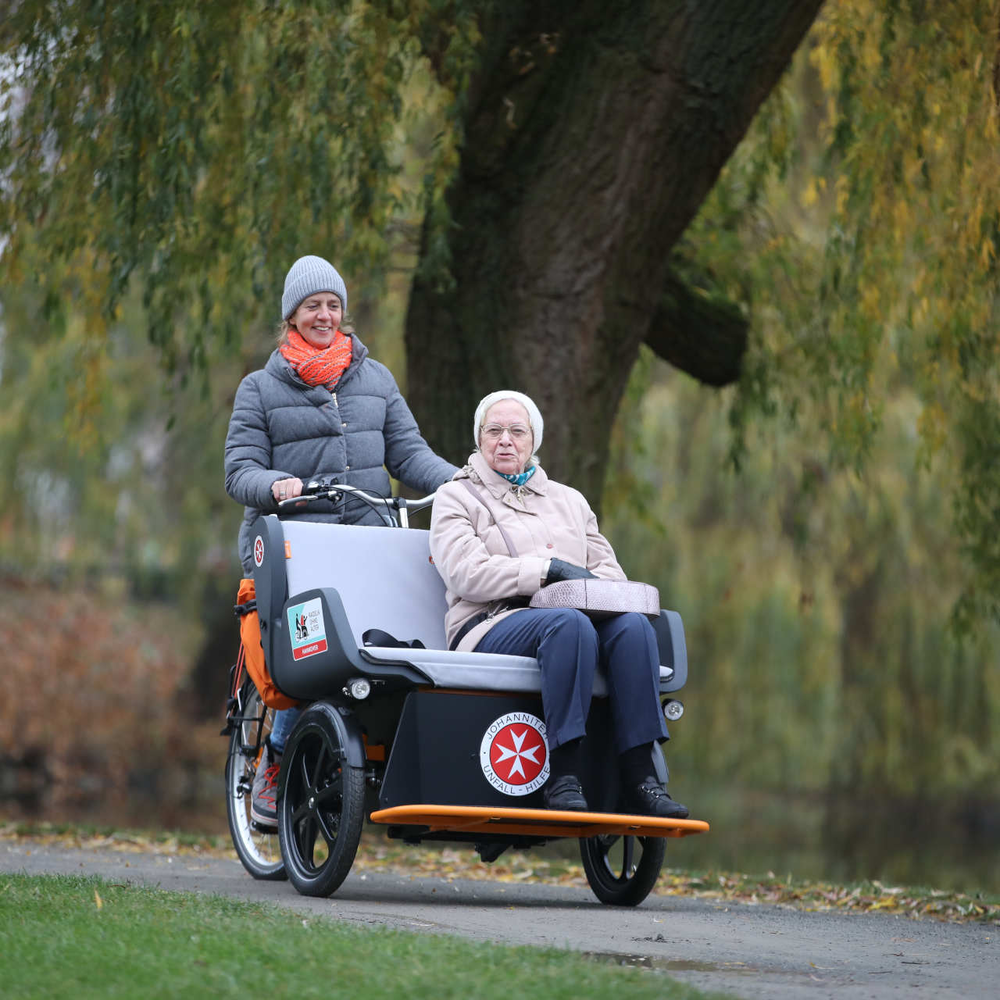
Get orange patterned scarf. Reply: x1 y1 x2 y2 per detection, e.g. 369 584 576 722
279 329 353 388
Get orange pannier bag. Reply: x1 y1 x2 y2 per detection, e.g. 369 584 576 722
236 578 299 710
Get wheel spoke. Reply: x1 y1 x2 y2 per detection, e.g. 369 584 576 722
314 772 343 807
621 837 636 879
296 814 318 867
592 834 637 884
297 747 314 791
316 809 339 847
308 741 330 789
598 836 621 879
291 798 312 825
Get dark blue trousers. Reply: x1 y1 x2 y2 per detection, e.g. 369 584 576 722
474 608 669 755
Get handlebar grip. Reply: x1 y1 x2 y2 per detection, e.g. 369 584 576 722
277 487 343 511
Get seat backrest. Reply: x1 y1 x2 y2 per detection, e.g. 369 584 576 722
281 521 448 649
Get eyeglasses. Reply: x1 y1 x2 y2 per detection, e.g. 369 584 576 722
480 423 531 442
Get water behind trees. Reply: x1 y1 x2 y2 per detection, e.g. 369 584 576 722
675 785 999 895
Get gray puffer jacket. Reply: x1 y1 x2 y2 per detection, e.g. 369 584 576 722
225 334 457 572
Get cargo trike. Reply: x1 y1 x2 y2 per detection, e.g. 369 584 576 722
223 483 708 906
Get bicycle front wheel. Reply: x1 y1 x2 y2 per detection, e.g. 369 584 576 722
225 680 286 880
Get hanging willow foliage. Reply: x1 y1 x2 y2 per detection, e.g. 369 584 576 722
683 0 1000 631
0 0 482 365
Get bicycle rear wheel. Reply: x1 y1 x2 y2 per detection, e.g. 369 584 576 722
225 680 286 880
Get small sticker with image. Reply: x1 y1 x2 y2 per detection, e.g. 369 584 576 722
287 597 328 660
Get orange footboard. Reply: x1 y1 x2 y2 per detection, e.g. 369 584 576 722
368 804 709 839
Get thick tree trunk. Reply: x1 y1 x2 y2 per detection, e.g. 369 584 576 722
405 0 823 503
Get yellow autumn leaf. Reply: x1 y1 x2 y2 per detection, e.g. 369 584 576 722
869 897 900 911
94 889 103 910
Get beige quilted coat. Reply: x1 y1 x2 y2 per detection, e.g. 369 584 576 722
428 452 626 651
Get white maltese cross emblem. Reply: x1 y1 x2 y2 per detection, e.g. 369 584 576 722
479 713 550 796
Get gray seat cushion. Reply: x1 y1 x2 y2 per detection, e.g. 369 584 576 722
282 519 674 694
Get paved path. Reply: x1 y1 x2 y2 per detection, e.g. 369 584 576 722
2 838 997 999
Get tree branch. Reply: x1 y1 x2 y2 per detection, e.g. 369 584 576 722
644 270 748 387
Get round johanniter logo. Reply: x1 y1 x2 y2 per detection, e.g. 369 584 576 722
479 712 549 796
253 535 265 568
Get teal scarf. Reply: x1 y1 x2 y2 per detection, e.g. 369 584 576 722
499 466 536 488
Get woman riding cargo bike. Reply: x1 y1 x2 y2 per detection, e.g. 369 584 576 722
222 255 456 878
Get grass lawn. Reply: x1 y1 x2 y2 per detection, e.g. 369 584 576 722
0 873 727 1000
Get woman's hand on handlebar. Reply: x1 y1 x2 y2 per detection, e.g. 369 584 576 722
272 477 304 505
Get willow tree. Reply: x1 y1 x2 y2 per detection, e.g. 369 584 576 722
0 0 822 504
706 0 1000 628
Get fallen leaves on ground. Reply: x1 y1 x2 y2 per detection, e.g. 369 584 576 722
2 821 997 925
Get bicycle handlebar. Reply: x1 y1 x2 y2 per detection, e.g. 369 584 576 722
276 481 436 528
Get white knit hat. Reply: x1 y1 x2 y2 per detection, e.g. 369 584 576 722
282 255 348 319
473 390 544 454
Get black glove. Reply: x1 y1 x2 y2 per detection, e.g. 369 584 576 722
545 558 596 584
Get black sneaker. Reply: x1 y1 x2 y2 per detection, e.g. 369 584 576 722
543 774 589 811
250 741 282 830
626 779 689 819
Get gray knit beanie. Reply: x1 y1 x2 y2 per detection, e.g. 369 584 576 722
281 255 348 320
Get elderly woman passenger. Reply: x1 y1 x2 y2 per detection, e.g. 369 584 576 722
428 391 688 818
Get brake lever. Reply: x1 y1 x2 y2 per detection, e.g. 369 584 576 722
277 488 343 511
